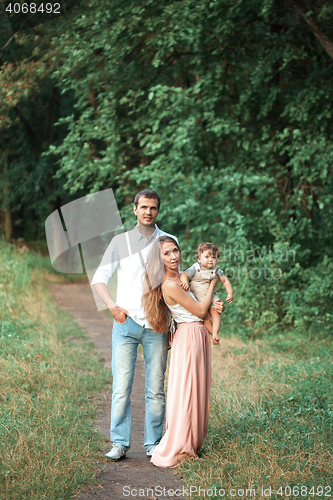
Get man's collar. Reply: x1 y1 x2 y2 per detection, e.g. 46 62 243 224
133 224 160 241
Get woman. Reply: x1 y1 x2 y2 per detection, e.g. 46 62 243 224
142 236 221 468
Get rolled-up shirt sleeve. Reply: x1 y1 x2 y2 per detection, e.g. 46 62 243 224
216 266 224 276
90 237 119 285
185 264 198 279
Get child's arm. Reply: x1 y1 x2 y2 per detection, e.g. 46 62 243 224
219 275 233 303
180 271 191 291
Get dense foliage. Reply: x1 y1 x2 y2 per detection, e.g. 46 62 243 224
1 0 332 335
0 6 79 241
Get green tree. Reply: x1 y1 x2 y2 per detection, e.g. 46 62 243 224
0 10 79 242
22 0 333 333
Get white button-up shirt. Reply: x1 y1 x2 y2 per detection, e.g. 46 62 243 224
90 224 178 326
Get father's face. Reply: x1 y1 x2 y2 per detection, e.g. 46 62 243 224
133 196 160 228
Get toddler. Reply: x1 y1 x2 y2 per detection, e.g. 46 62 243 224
180 242 233 344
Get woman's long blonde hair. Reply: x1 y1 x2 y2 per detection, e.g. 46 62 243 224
142 236 180 334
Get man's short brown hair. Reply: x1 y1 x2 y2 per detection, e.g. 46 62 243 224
196 242 220 259
134 190 160 209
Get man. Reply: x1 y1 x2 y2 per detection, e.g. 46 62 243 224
91 189 177 460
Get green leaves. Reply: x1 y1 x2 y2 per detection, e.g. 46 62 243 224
1 0 332 335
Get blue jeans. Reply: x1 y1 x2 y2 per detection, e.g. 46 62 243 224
111 316 168 451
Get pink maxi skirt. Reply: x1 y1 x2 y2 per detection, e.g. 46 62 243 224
151 321 211 468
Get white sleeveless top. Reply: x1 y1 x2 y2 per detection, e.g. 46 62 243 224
162 280 202 323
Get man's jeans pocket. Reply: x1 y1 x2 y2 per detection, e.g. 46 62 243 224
114 316 129 325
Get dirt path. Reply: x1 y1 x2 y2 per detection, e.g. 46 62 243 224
50 282 185 500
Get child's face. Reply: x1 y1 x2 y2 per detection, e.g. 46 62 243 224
198 250 217 269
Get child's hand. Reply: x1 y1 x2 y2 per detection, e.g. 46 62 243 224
212 333 220 345
226 293 233 304
180 272 190 291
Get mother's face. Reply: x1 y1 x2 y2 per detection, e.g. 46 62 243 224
161 241 181 271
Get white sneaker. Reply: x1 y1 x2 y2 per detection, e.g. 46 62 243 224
105 444 126 461
146 446 157 457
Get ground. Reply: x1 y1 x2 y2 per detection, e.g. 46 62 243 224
50 282 186 500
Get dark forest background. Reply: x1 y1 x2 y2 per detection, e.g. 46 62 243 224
0 0 332 336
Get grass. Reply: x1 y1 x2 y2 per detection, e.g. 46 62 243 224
178 332 333 498
1 239 332 498
0 241 110 499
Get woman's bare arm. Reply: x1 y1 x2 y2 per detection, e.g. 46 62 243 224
164 278 218 318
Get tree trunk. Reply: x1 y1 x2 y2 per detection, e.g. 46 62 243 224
289 0 333 61
2 158 12 244
5 205 12 243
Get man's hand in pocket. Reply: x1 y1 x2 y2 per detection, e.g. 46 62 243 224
110 305 129 324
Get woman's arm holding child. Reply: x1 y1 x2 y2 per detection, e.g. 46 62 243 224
180 271 224 312
165 277 219 318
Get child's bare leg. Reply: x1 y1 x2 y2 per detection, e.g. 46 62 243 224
210 305 221 344
203 312 213 335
